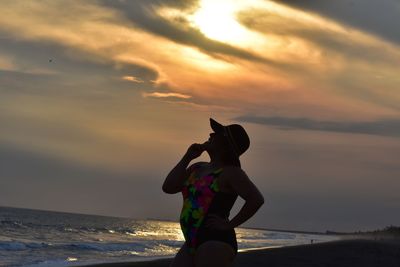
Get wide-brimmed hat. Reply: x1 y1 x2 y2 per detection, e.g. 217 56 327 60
210 118 250 156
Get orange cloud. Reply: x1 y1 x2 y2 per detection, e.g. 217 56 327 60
1 0 399 120
122 76 144 83
142 92 192 99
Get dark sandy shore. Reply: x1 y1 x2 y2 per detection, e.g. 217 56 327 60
81 239 400 267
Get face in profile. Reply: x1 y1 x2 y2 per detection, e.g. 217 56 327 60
204 132 229 154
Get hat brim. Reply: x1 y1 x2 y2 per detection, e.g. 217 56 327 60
210 118 224 133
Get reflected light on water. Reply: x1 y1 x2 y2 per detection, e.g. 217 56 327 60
132 220 185 241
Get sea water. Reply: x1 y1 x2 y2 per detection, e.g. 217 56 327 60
0 206 338 266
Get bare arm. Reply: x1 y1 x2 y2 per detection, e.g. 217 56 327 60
162 155 192 194
205 168 264 230
227 169 264 228
162 143 206 194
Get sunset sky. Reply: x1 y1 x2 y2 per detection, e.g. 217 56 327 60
1 0 399 232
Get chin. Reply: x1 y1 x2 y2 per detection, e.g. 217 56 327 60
205 146 215 156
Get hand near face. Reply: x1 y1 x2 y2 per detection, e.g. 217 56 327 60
185 143 206 160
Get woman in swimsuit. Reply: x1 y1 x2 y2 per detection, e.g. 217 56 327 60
162 118 264 267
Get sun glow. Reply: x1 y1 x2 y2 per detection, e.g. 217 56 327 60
157 0 255 45
157 0 276 49
190 0 250 44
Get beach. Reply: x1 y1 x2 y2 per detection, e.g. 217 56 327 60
81 239 400 267
2 207 399 266
0 207 338 266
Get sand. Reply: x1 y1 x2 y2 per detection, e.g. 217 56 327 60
81 239 400 267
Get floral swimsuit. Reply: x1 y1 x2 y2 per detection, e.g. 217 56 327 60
180 162 238 254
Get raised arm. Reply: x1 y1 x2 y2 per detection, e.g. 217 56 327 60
162 143 206 194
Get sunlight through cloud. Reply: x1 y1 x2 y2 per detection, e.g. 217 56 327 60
190 0 249 43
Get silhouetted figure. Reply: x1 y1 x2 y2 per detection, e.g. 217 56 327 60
163 118 264 267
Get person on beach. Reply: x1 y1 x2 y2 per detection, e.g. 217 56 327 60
163 118 265 267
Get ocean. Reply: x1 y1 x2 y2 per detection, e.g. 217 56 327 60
0 206 338 266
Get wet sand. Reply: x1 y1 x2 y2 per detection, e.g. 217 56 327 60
81 239 400 267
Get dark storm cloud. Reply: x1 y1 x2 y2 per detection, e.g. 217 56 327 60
99 0 270 64
235 115 400 137
272 0 400 45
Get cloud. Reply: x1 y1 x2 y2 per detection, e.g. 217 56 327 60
2 0 397 119
237 8 400 66
234 4 400 113
122 76 144 83
235 115 400 137
0 37 161 96
100 0 271 64
0 1 181 86
1 0 268 105
142 91 192 99
272 0 400 45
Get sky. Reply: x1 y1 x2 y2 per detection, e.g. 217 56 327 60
0 0 399 232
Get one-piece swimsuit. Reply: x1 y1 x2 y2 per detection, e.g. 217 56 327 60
180 162 238 255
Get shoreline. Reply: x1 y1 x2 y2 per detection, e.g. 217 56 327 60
79 239 400 267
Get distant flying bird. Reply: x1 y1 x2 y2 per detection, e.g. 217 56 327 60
49 59 53 63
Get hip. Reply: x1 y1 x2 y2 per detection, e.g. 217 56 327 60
196 226 238 254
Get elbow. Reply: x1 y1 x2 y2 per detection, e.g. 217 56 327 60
162 183 179 194
257 196 265 207
162 184 172 194
252 194 265 208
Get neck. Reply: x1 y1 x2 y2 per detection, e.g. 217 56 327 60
209 153 225 167
207 149 240 169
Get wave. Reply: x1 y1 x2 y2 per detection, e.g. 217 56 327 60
22 259 80 267
0 240 181 253
0 241 50 251
237 231 296 240
0 219 138 236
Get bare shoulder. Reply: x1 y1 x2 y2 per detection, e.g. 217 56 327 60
220 166 251 188
222 166 263 201
186 162 210 177
188 161 208 170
